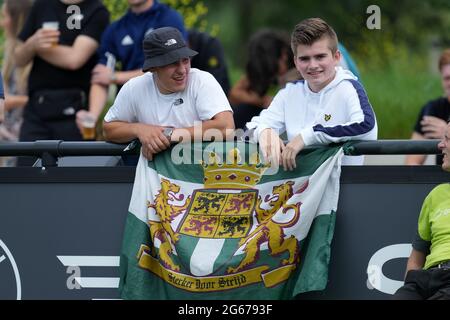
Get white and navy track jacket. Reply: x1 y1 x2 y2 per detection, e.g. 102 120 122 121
246 67 378 165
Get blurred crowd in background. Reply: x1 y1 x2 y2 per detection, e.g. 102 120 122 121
0 0 449 166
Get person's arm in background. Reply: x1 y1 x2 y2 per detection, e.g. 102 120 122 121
77 24 120 131
405 132 427 165
420 115 447 139
91 63 143 86
4 95 28 112
90 22 143 87
76 83 108 132
278 68 302 88
404 99 447 165
15 28 59 67
229 76 272 108
35 4 109 70
35 35 99 70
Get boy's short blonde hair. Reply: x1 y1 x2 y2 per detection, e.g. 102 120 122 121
291 18 338 55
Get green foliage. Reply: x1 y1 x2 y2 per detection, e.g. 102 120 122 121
102 0 217 34
102 0 128 21
360 52 442 139
203 0 450 68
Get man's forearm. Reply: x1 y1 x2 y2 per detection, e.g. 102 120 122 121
103 121 143 143
89 84 109 120
405 154 426 165
15 40 36 67
37 45 79 70
37 36 98 70
4 95 28 111
114 70 144 85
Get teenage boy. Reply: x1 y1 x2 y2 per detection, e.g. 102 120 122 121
246 18 377 169
82 0 187 131
103 27 234 161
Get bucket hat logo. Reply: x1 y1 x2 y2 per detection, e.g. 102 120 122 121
165 39 177 46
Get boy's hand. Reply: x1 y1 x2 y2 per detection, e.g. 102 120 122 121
281 134 305 171
137 124 171 159
259 128 285 167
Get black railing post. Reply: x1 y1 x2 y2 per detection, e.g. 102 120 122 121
34 140 63 167
41 151 58 167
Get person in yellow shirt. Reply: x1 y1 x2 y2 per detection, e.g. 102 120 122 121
394 121 450 300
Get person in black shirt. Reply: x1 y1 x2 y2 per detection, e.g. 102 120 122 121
406 49 450 166
14 0 109 166
188 29 231 96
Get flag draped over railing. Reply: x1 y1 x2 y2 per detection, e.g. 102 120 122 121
119 142 343 299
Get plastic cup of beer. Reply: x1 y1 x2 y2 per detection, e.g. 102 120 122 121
42 21 59 46
81 114 96 140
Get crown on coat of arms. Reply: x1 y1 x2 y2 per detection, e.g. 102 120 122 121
201 148 268 189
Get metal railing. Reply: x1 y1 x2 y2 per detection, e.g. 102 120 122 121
0 139 441 167
343 139 440 155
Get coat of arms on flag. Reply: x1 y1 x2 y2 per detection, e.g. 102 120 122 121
119 142 343 299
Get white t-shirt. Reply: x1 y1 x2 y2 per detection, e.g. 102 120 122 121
104 68 232 127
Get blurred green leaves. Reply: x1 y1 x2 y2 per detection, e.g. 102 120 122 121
102 0 217 34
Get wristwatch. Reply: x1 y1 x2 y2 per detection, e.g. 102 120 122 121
163 127 174 142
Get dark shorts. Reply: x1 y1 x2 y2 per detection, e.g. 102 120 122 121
393 268 450 300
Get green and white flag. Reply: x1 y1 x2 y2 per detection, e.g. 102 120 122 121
119 142 343 299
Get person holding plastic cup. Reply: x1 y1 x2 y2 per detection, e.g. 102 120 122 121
13 0 109 165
